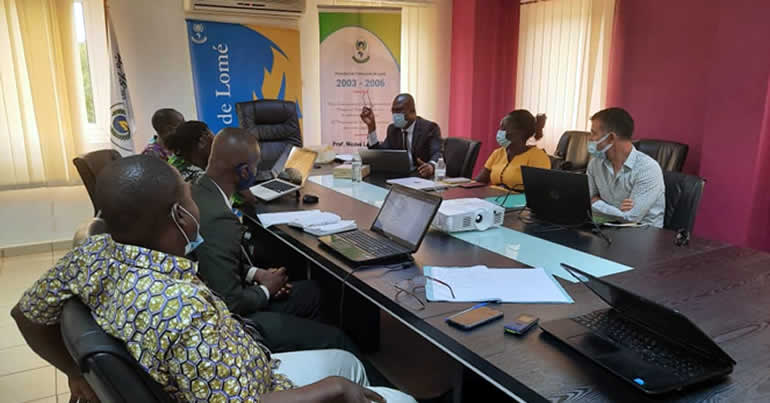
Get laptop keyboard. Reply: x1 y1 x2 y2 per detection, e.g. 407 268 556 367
573 310 710 379
263 180 296 193
336 231 407 258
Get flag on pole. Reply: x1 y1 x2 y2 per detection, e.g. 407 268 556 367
107 12 135 155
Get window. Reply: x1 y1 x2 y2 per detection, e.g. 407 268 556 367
74 2 95 123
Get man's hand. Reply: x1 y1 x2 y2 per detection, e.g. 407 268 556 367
238 189 258 206
255 267 288 297
69 375 100 403
591 195 601 204
333 376 385 403
360 107 376 133
620 198 634 212
416 158 434 178
273 282 292 300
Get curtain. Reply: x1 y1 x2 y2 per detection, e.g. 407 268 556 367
0 0 84 188
516 0 615 154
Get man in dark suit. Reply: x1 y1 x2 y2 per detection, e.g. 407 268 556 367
190 127 359 354
360 93 442 178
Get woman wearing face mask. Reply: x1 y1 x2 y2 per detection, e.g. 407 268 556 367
475 110 550 189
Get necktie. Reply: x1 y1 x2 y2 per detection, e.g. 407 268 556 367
402 130 409 151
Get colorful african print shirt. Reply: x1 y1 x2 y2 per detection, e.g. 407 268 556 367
168 154 205 183
142 136 172 160
18 234 293 402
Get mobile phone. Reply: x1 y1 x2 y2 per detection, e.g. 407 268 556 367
504 313 539 335
459 181 486 189
446 306 503 330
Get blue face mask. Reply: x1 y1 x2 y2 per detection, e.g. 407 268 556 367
171 204 204 255
235 163 257 191
588 132 614 158
496 130 511 148
392 113 407 129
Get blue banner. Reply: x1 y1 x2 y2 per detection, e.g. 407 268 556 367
186 20 302 133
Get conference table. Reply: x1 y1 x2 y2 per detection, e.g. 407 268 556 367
242 169 770 403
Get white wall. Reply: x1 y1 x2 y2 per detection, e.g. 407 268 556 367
109 0 197 150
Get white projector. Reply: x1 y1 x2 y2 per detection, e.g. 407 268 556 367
432 198 505 233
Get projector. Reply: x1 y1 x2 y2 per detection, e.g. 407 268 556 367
432 198 505 233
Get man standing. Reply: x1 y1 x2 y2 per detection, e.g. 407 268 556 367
142 108 184 160
587 107 665 227
360 93 442 178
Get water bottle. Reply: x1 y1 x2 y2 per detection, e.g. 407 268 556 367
352 154 362 183
435 157 447 182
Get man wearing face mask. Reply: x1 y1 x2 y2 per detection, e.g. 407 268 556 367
587 108 665 228
360 93 442 178
11 155 415 403
191 128 363 355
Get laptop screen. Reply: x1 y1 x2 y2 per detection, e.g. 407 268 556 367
564 265 735 365
371 186 442 250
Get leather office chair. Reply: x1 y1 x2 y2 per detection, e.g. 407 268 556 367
663 171 705 233
633 139 689 172
443 137 481 178
72 150 121 215
236 99 302 181
550 131 591 172
61 298 175 403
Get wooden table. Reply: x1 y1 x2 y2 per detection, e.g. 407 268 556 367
242 174 770 403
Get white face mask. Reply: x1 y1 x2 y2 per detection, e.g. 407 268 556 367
496 130 511 148
392 113 407 129
171 203 204 255
588 132 614 158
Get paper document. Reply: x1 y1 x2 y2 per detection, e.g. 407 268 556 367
282 211 358 236
304 220 357 236
423 266 573 304
336 154 354 162
386 177 448 191
257 210 321 228
442 177 472 184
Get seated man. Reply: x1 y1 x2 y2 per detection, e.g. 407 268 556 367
360 93 442 178
191 128 358 354
142 108 184 160
587 107 665 227
11 155 413 403
164 120 214 183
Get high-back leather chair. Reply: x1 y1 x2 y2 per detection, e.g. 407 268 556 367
236 100 302 179
550 131 591 172
73 150 121 215
61 298 175 403
663 171 705 233
633 139 689 172
443 137 481 178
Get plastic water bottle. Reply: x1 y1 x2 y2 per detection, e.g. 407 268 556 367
435 157 447 182
352 154 362 183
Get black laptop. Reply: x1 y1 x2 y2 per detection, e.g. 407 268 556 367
521 166 592 225
540 264 735 395
360 149 412 175
319 185 442 263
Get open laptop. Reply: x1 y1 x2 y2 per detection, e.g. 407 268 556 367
319 184 442 263
360 149 412 176
540 264 735 395
521 166 592 226
250 147 318 202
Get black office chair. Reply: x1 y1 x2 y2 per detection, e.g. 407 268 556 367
236 99 302 181
633 139 689 172
443 137 481 178
549 131 591 172
60 298 175 403
663 171 705 233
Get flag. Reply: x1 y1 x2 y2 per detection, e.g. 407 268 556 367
107 13 135 155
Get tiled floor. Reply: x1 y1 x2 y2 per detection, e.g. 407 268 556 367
0 249 72 403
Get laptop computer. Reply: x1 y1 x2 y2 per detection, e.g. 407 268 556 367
360 149 412 176
250 147 318 202
540 264 735 395
521 166 592 226
319 184 442 263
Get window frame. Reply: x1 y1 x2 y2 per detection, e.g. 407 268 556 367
74 0 110 151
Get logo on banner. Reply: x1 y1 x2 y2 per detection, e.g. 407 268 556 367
110 106 131 140
352 39 370 63
191 23 208 45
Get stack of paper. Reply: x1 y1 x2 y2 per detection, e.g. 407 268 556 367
386 177 448 191
258 210 356 236
423 266 573 304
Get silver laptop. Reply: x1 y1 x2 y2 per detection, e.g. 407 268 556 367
250 147 317 202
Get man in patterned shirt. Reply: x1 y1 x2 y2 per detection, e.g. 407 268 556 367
142 108 184 160
11 155 415 403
